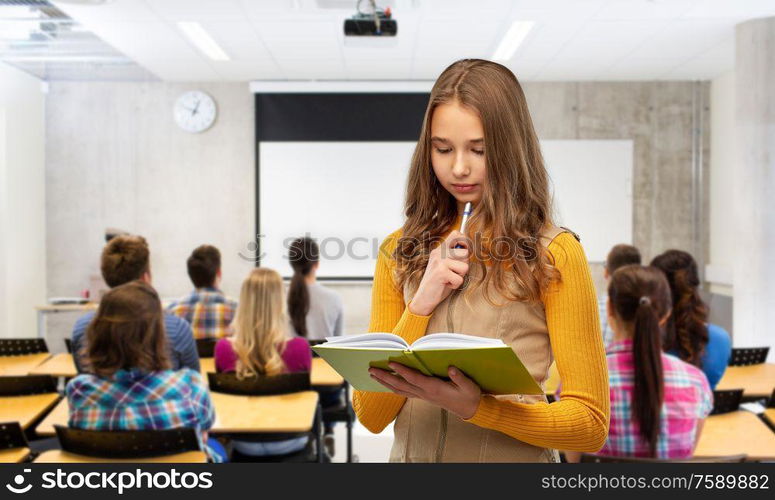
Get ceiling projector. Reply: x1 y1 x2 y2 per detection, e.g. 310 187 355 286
344 1 397 36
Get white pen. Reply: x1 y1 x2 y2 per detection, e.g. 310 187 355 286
454 202 473 250
459 202 473 235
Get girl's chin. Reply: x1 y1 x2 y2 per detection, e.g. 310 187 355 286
450 191 481 203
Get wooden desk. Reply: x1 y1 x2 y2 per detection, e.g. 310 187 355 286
0 447 30 463
0 393 60 429
210 391 318 433
200 357 215 379
545 362 561 394
716 363 775 398
0 353 51 376
695 411 775 461
35 398 68 436
199 357 344 388
38 391 320 435
35 304 97 313
28 353 77 378
35 450 207 463
763 408 775 428
311 357 344 387
36 303 98 339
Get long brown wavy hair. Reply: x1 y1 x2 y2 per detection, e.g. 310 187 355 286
84 280 170 378
650 250 709 367
608 265 672 457
394 59 558 304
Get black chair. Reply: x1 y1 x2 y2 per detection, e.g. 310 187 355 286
54 425 201 459
196 339 217 359
580 453 747 463
207 372 323 463
0 375 58 396
319 383 355 462
64 339 73 354
0 422 30 451
711 389 744 415
309 340 355 461
730 347 770 366
207 371 310 395
0 338 48 356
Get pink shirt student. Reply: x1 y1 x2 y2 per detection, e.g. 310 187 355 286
598 339 712 459
214 336 312 457
214 337 311 374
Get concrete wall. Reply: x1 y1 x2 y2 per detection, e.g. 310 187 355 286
44 80 709 343
732 17 775 358
524 81 710 265
708 72 735 297
0 63 47 339
44 82 255 350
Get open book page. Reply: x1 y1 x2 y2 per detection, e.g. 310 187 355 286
410 333 506 350
322 332 409 350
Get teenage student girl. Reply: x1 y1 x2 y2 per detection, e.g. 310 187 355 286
567 265 712 461
650 250 731 389
214 268 312 458
66 280 226 462
355 58 610 462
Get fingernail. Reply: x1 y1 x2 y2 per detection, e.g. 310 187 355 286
449 367 458 375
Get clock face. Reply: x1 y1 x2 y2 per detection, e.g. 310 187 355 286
174 90 217 133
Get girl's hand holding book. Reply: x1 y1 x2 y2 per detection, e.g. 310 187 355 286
369 362 482 420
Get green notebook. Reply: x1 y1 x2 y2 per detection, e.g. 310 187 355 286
312 333 543 395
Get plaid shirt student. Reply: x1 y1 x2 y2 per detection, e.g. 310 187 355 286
598 339 713 459
66 368 222 462
166 287 238 340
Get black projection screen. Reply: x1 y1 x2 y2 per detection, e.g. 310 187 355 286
255 93 429 279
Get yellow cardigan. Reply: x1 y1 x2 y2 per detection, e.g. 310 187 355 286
352 228 610 452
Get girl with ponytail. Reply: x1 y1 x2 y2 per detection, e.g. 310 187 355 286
568 265 712 460
650 250 731 388
287 237 344 340
287 236 345 454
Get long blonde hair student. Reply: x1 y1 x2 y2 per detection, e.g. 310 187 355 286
230 268 288 378
395 59 558 305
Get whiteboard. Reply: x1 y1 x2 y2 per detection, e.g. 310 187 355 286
259 140 633 277
543 140 633 263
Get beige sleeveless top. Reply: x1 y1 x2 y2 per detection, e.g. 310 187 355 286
390 226 568 463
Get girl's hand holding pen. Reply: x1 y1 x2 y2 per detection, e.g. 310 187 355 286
407 230 470 316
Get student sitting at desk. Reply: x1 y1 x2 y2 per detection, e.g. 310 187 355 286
166 244 238 340
651 250 732 389
71 235 199 373
66 280 226 462
599 244 642 348
287 236 344 455
215 268 312 458
567 265 712 461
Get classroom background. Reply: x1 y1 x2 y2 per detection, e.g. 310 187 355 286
0 0 774 463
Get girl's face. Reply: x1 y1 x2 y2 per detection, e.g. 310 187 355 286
430 98 487 211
